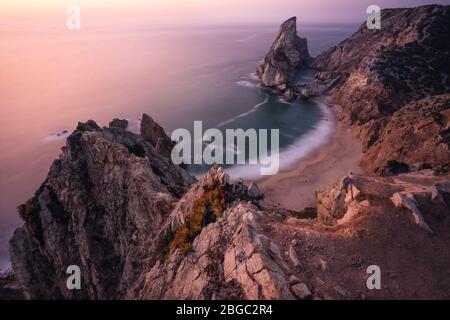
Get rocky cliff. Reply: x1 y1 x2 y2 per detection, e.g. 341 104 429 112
9 116 195 299
8 5 450 300
257 16 311 95
310 5 450 175
135 168 450 300
9 114 450 300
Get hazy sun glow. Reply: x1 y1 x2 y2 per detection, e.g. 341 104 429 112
2 0 449 23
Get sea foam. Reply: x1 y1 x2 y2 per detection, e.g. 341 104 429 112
225 102 334 180
217 94 269 127
44 130 69 142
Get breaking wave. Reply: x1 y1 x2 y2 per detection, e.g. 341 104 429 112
225 103 334 180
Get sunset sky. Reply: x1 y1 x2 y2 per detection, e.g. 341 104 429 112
2 0 450 23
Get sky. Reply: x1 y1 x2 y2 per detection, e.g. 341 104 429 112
1 0 450 24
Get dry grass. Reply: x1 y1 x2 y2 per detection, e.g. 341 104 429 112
168 184 227 255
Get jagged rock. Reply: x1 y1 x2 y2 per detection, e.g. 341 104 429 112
136 175 292 299
109 118 128 129
247 182 262 200
282 89 297 102
7 7 450 300
316 175 352 225
9 118 194 299
288 245 301 268
257 17 311 89
312 5 450 175
299 82 321 98
291 283 312 299
8 131 450 299
76 119 100 132
140 113 174 158
133 166 282 299
317 171 450 230
391 192 433 233
0 269 24 300
367 95 450 176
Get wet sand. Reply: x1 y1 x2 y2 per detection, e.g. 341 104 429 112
258 112 363 211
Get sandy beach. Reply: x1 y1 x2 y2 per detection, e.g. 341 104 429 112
258 110 363 211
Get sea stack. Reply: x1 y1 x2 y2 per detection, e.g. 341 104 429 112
7 5 450 301
257 17 311 91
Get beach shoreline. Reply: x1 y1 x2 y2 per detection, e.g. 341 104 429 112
257 103 363 211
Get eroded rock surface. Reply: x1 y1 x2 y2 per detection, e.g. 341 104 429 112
257 17 311 91
0 269 24 300
9 117 194 299
141 113 175 158
8 6 450 300
9 114 450 300
311 5 450 175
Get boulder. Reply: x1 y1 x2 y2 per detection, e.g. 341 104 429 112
282 89 297 102
291 283 312 299
299 82 321 98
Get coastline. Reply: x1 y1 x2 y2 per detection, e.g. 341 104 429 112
258 104 363 211
225 98 335 180
7 4 450 300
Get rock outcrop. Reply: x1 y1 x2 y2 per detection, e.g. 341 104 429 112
140 113 175 159
7 5 450 300
134 166 293 300
9 114 450 300
317 171 450 232
0 269 24 300
310 5 450 175
257 17 311 93
9 117 194 299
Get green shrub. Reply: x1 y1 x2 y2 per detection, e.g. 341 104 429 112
168 183 227 255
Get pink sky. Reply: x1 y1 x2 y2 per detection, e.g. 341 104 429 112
2 0 450 23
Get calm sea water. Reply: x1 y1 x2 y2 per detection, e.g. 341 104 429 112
0 18 357 270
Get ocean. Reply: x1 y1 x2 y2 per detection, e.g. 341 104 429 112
0 17 357 270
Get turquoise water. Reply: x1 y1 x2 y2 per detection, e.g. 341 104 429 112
186 69 326 178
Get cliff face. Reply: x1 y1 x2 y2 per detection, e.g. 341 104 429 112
311 5 450 175
9 123 450 299
8 5 450 300
9 115 450 300
9 117 195 299
136 169 450 300
257 17 311 91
